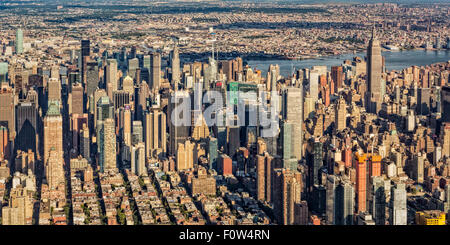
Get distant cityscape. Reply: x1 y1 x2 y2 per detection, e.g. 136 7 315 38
0 1 449 226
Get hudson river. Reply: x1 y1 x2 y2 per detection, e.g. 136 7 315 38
246 50 450 77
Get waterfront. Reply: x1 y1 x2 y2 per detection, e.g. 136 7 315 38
246 50 450 77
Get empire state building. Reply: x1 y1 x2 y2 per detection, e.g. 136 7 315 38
366 27 383 114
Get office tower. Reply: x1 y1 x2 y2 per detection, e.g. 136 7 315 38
0 84 16 146
355 153 367 213
132 121 143 145
71 83 84 115
127 58 139 80
280 121 297 171
143 55 151 71
366 27 383 114
15 102 38 153
0 126 9 160
113 90 130 111
441 86 450 123
80 124 90 161
257 155 266 201
171 44 181 87
168 90 190 155
102 118 116 171
131 142 146 176
273 169 301 225
122 76 134 96
267 64 279 92
71 113 88 155
106 59 118 99
136 81 149 121
335 96 347 131
218 154 232 176
335 180 354 225
123 107 132 147
191 115 209 141
371 176 387 225
81 40 90 57
326 175 337 225
309 70 319 102
307 139 323 190
1 188 33 225
227 124 240 159
43 101 63 166
86 62 99 98
331 66 343 92
412 152 424 184
47 78 61 102
0 62 8 83
15 28 23 54
294 201 309 225
417 87 430 115
47 149 65 191
282 86 303 159
176 140 194 171
390 182 407 225
150 52 161 91
144 109 167 159
96 96 114 122
207 136 218 170
442 123 450 158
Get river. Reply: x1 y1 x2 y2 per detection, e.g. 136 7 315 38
246 50 450 77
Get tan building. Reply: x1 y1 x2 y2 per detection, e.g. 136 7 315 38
191 166 216 196
144 109 167 159
2 187 34 225
176 140 194 171
335 96 347 131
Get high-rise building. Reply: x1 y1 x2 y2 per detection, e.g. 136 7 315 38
150 52 161 91
282 86 303 159
371 176 387 225
441 86 450 123
81 40 90 58
390 182 407 225
335 96 347 131
218 153 233 176
144 109 167 159
335 180 354 225
412 152 424 184
47 78 61 103
43 101 63 166
71 83 84 115
442 123 450 158
171 44 181 87
366 27 383 114
207 136 218 170
1 187 33 225
15 29 23 54
355 152 367 213
86 62 99 98
0 84 15 147
331 66 344 92
102 118 117 171
131 142 146 176
15 102 38 154
176 140 194 171
105 59 118 99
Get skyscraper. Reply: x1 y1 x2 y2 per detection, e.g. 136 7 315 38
144 109 167 159
282 86 303 160
335 96 347 131
43 101 64 189
390 182 407 225
105 59 118 100
171 44 181 87
150 52 161 91
102 118 117 171
15 29 23 54
366 27 383 114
